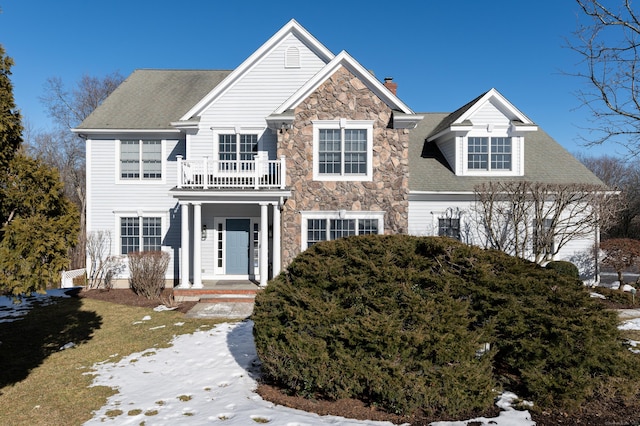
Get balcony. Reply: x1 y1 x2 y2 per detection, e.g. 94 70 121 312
176 153 286 190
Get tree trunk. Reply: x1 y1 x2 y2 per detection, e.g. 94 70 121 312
618 270 625 290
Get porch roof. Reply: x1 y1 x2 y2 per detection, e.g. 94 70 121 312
169 188 291 204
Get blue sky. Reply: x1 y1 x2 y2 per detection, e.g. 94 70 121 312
0 0 619 157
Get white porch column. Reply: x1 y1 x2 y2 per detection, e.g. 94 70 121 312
179 203 191 288
193 202 203 288
272 201 281 277
260 203 268 287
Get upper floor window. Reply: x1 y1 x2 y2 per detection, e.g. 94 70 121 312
120 216 162 254
120 140 162 179
468 137 511 171
218 134 258 171
313 119 373 181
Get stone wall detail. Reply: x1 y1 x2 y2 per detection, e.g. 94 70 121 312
278 66 410 266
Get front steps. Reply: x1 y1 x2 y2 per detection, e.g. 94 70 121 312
175 281 260 319
173 280 260 303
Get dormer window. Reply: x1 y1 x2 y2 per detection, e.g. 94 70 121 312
468 137 512 171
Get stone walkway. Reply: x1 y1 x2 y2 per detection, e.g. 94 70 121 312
185 301 254 319
618 309 640 320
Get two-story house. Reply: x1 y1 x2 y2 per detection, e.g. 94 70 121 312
74 19 603 292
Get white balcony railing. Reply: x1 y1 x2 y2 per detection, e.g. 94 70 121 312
176 154 286 190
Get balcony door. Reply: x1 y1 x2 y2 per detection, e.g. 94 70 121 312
219 134 258 171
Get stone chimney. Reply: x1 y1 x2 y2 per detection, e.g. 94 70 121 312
383 77 397 95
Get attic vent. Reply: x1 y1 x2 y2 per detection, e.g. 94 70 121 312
285 46 300 68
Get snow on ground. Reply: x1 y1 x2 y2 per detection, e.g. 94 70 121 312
0 288 71 323
619 317 640 330
83 318 536 426
6 289 640 425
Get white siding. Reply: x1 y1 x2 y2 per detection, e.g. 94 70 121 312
471 101 511 126
409 196 598 279
189 33 329 161
86 137 184 281
435 136 456 172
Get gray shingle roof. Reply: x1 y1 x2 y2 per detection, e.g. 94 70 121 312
76 69 231 130
409 112 604 192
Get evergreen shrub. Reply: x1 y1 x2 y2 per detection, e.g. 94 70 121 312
545 260 580 279
252 235 640 416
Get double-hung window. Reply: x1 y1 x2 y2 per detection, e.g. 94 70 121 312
438 218 461 240
467 137 511 171
120 217 162 254
313 120 373 181
218 134 258 171
302 211 384 249
120 140 162 179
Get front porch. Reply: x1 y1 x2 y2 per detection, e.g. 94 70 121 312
171 154 290 288
172 190 290 289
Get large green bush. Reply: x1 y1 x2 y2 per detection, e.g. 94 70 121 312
252 235 640 416
545 260 580 279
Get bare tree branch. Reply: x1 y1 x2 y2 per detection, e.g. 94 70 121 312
568 0 640 155
473 181 620 264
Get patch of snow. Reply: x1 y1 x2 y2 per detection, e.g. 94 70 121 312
153 305 178 312
0 288 71 323
608 282 638 292
431 392 534 426
590 292 606 299
84 321 535 426
0 290 536 426
619 318 640 330
60 342 76 351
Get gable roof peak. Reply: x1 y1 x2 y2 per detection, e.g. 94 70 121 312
427 88 537 141
180 19 335 120
273 49 415 115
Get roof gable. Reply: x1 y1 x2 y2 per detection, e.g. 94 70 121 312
180 19 334 121
428 88 536 141
272 50 415 115
409 113 605 192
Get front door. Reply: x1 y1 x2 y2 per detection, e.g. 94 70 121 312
225 219 250 274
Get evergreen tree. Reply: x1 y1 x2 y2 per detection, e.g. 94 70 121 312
0 44 22 172
0 154 79 294
0 45 79 294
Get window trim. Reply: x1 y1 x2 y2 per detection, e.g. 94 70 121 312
461 132 522 177
438 217 461 240
300 210 384 251
312 119 374 181
212 128 263 167
114 212 166 255
116 139 166 184
466 136 512 171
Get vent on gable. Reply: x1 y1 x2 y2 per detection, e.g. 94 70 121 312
285 46 300 68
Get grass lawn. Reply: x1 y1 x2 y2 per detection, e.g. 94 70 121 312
0 295 225 425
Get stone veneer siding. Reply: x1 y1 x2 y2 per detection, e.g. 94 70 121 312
278 66 410 267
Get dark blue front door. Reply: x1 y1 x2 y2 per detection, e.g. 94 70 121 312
226 219 250 274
